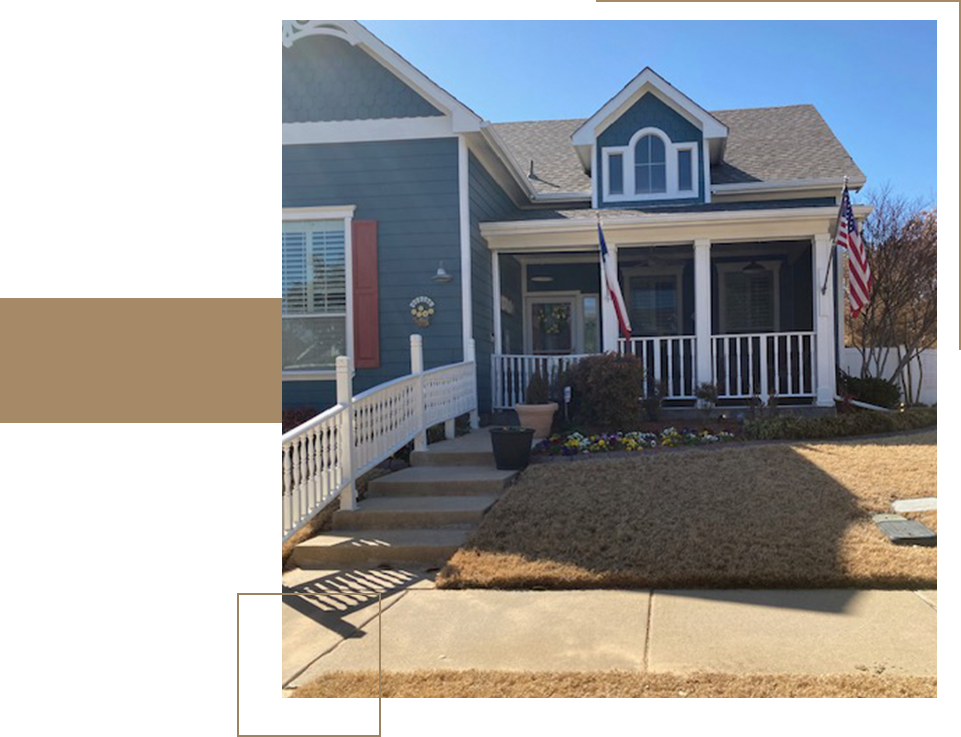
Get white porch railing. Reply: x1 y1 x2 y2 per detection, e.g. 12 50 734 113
282 335 478 542
617 336 696 399
711 331 816 400
491 353 592 410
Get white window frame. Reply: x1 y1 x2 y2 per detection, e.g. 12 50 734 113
523 291 584 355
282 205 356 381
622 264 687 336
602 127 700 203
716 261 782 334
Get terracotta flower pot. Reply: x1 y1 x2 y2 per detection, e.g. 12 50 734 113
514 402 558 439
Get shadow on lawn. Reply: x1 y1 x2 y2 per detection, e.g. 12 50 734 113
438 436 937 600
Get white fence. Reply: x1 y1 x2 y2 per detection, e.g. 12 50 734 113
712 331 816 400
282 335 478 542
841 347 937 405
491 353 593 410
618 336 696 399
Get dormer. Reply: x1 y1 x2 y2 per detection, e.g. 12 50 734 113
571 68 728 208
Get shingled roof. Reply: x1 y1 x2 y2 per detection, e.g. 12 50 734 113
488 104 864 196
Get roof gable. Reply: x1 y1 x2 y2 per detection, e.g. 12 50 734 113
571 68 728 148
282 21 482 131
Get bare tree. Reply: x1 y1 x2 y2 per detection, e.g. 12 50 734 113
845 186 937 405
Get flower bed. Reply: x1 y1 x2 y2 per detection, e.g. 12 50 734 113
534 427 737 456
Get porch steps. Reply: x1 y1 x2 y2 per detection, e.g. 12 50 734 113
410 431 497 467
288 529 472 568
332 495 499 530
289 429 518 570
366 466 516 497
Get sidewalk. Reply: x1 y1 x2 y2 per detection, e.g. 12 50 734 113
282 568 936 689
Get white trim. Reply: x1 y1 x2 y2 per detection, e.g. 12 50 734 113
282 205 356 221
523 291 584 354
572 68 728 147
281 370 337 382
281 207 355 381
716 260 782 334
693 239 712 385
283 117 456 145
711 176 867 195
580 293 601 353
458 136 472 361
702 142 712 204
480 205 874 239
492 252 502 354
621 265 686 336
591 143 599 209
601 128 700 203
283 21 483 132
282 21 355 48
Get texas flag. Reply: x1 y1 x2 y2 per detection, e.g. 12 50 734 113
598 222 632 341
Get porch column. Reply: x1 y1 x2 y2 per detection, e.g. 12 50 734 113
813 233 837 406
693 239 713 388
600 240 619 352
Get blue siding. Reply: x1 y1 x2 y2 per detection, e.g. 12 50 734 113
283 36 443 123
597 94 705 208
468 153 522 414
283 138 461 410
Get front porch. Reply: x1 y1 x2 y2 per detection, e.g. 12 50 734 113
489 234 832 411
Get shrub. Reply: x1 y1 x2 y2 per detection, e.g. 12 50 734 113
525 370 551 404
839 371 901 409
282 406 319 433
568 353 645 429
743 407 936 441
641 377 666 421
694 382 718 404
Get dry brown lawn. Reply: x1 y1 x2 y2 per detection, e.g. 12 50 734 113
293 669 935 698
438 431 937 589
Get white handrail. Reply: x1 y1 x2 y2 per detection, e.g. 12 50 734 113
282 335 478 542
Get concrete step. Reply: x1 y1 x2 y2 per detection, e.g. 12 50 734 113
288 529 471 569
366 466 518 497
410 430 498 467
411 447 496 467
333 495 498 530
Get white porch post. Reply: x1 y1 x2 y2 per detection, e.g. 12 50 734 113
335 356 356 510
492 252 502 354
693 239 712 388
813 233 837 406
411 334 428 451
600 240 619 352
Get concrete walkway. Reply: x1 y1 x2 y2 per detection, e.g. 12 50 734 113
283 568 936 688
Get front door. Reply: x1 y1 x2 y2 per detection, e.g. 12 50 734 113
527 297 576 355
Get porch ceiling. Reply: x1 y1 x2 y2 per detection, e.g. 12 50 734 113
480 204 872 252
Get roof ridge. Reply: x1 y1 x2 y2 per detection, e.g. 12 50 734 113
491 117 587 126
710 103 816 114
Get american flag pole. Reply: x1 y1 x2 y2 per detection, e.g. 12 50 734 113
820 175 849 295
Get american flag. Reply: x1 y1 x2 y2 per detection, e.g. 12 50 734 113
598 222 632 341
837 186 872 318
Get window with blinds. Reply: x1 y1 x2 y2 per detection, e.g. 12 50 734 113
282 220 347 371
724 270 775 333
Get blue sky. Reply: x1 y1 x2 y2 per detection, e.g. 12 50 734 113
364 20 938 206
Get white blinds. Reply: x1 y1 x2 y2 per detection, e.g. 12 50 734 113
724 271 775 332
282 220 346 316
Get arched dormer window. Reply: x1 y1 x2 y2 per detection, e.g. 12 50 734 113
634 134 666 194
602 127 699 203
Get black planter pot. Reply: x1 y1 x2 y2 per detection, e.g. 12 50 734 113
489 427 535 470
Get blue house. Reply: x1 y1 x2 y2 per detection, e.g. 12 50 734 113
282 20 867 419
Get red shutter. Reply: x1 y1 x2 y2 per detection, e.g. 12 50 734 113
352 220 380 369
